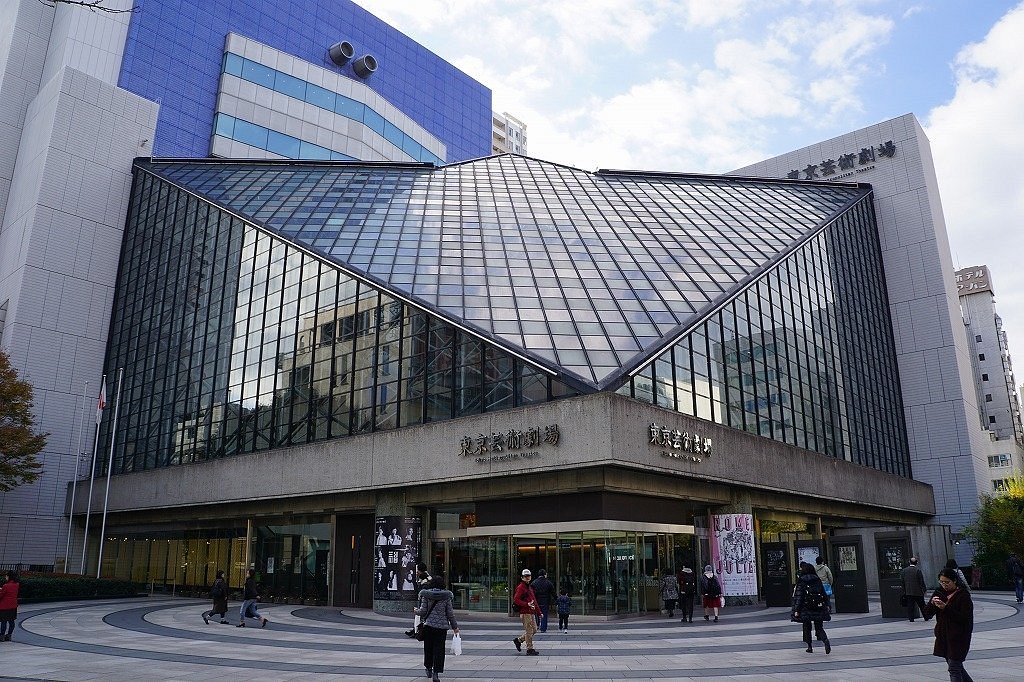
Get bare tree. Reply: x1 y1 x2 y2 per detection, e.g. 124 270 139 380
37 0 136 13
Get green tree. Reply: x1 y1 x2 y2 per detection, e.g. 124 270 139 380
962 473 1024 587
0 348 47 491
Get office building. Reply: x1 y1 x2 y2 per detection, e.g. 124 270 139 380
492 112 527 155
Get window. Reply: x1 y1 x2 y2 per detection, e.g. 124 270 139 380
976 334 983 342
979 353 986 361
985 394 993 402
989 415 997 424
993 479 1009 492
319 321 335 346
988 454 1012 468
982 373 989 381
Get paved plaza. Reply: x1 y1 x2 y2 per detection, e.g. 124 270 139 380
1 593 1022 681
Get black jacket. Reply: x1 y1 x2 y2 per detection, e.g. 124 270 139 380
531 576 556 606
791 573 831 623
243 576 258 600
923 587 973 661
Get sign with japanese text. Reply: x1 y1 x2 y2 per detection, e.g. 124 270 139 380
458 424 560 463
709 513 757 595
785 140 897 182
954 265 993 296
649 422 713 463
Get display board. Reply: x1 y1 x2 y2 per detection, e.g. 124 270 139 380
709 513 757 595
373 516 422 601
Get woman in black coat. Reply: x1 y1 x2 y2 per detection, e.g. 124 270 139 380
791 562 831 654
923 568 974 682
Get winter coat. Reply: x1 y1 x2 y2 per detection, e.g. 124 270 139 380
814 563 833 586
677 569 695 594
531 576 556 607
791 573 831 623
0 579 19 611
900 565 926 597
701 573 722 597
1007 555 1024 578
414 588 459 631
210 577 228 612
513 581 540 615
243 576 259 600
556 594 572 615
659 574 680 601
923 587 973 661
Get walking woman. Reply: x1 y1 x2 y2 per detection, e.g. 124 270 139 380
0 570 19 642
415 574 460 682
923 568 975 682
202 569 229 625
792 562 831 654
700 565 722 622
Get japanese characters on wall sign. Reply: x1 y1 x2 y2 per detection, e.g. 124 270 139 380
954 266 993 296
786 140 897 181
459 424 560 464
649 422 713 463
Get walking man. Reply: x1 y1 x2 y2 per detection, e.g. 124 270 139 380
237 568 268 628
1007 552 1024 604
901 556 929 622
512 569 540 655
531 569 556 632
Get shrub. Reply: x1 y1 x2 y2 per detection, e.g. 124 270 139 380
17 573 142 602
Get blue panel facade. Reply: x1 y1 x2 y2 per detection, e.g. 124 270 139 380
119 0 492 161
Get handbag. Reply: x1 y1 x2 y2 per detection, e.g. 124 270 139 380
824 583 833 597
415 600 439 641
717 596 725 608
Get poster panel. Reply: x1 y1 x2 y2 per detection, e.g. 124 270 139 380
796 545 820 569
373 516 422 601
709 513 757 595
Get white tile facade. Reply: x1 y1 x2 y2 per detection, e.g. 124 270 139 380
732 114 991 565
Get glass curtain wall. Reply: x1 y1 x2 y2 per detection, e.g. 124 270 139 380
251 520 332 604
621 198 910 476
99 169 568 475
93 529 246 592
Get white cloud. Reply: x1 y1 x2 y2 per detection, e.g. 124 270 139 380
926 2 1024 364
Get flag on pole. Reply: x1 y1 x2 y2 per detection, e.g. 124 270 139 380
96 382 107 425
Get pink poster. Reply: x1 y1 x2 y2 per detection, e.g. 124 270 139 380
709 513 758 595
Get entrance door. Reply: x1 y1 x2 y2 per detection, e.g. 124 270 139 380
760 542 791 607
830 536 868 613
874 531 911 618
334 514 373 608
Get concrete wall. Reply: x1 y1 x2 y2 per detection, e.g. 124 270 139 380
732 114 990 565
835 524 953 592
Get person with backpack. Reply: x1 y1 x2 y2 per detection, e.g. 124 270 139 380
814 556 833 603
700 565 723 622
531 568 556 632
658 567 680 618
202 569 229 624
1006 552 1024 603
792 562 832 654
511 569 540 655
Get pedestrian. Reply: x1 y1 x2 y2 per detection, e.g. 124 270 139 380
414 574 460 682
944 559 970 591
237 568 268 628
556 588 571 633
531 568 556 632
0 570 20 642
406 562 432 638
511 568 540 655
202 569 229 625
659 567 679 617
814 556 833 601
1006 552 1024 603
901 556 929 622
677 566 695 623
700 565 722 622
923 568 975 682
791 561 832 654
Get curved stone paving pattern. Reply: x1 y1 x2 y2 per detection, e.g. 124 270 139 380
2 594 1022 680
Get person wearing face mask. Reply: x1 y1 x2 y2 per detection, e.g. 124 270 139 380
700 565 723 622
923 568 975 682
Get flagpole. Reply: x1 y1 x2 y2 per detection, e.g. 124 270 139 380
97 367 124 579
81 375 106 574
64 380 88 573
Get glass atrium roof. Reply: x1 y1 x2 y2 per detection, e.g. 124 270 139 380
141 156 870 388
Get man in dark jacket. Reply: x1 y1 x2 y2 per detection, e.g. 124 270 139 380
901 557 929 622
1007 552 1024 603
531 569 556 632
237 568 268 628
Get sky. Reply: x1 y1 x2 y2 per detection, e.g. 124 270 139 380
356 0 1024 375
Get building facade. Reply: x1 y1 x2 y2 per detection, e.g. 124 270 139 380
0 0 491 567
954 265 1024 492
65 155 934 612
492 112 527 155
733 114 991 565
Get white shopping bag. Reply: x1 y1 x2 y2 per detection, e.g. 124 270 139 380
451 633 463 655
